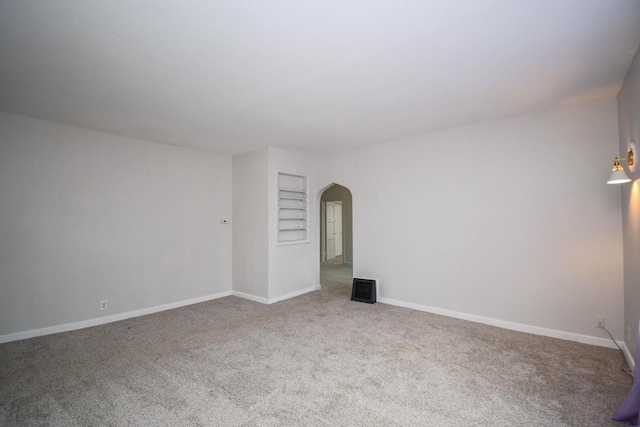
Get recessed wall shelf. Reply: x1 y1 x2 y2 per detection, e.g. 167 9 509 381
278 172 308 243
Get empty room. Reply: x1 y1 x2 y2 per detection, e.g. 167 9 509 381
2 1 640 426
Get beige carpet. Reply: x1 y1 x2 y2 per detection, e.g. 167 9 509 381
0 263 631 426
326 255 344 265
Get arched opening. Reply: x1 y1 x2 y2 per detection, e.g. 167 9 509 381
319 183 353 296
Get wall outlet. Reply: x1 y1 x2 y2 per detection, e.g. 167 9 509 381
100 300 108 311
596 316 605 328
628 326 631 342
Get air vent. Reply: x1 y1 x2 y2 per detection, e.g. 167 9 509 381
351 278 376 304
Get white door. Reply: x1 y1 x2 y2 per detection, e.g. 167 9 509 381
326 202 336 260
334 203 343 257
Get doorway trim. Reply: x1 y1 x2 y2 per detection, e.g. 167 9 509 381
316 182 353 289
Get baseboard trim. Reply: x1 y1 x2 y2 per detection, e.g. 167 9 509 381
0 290 233 345
4 288 627 356
620 341 636 372
231 291 269 304
378 297 622 350
268 285 321 304
232 286 321 305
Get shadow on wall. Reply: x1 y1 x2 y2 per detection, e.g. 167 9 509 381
320 184 353 265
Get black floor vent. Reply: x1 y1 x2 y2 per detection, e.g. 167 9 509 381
351 278 376 304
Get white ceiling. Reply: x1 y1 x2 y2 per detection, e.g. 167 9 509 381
1 1 639 155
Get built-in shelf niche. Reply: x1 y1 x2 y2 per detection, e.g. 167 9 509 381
278 172 308 243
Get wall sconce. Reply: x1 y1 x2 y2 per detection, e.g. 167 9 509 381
607 142 636 184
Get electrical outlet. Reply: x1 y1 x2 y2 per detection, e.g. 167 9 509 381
100 300 108 311
628 326 631 342
596 316 605 329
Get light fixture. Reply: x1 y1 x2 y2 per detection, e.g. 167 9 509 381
607 142 636 184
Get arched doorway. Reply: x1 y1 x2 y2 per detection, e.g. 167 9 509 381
319 184 353 294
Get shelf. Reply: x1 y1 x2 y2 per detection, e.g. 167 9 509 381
277 172 308 243
278 188 306 193
279 220 307 225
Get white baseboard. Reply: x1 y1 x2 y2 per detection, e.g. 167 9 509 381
268 285 320 304
378 297 623 350
231 291 269 304
232 286 321 305
620 341 636 372
0 290 232 345
4 286 629 361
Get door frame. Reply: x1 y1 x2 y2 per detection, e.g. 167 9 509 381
321 200 343 262
320 201 326 261
316 182 353 289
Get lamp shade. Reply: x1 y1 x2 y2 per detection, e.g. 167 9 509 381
607 165 631 184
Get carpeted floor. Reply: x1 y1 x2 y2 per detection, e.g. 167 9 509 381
0 262 632 426
326 255 344 265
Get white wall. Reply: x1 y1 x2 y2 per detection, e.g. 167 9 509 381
316 100 624 342
0 113 232 336
231 146 318 303
268 147 318 300
618 47 640 357
232 148 269 299
0 99 625 348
